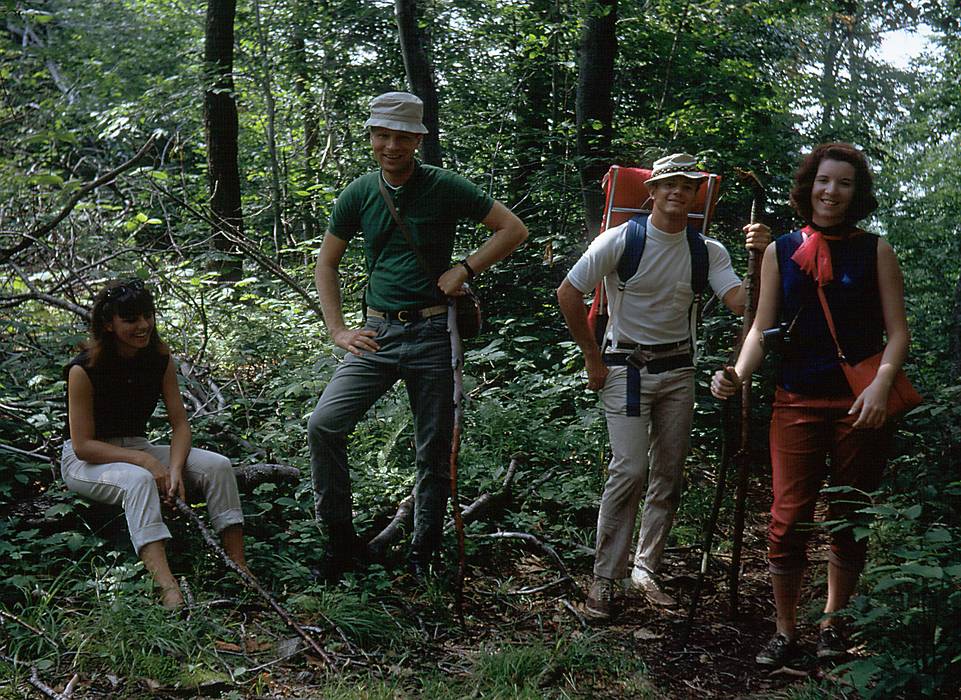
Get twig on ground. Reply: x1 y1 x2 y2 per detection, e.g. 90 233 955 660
172 498 334 666
560 599 588 629
28 666 74 700
507 577 570 596
0 610 57 648
475 531 574 583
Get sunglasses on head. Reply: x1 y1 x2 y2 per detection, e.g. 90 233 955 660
105 279 146 302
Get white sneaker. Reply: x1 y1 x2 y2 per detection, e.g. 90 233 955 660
629 566 677 608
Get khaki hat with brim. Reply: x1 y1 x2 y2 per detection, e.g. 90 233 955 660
644 153 707 186
363 91 428 134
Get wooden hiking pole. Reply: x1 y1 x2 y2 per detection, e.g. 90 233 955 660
727 170 765 616
681 366 739 645
448 303 468 626
681 171 765 642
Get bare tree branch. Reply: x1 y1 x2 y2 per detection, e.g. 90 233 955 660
1 135 158 263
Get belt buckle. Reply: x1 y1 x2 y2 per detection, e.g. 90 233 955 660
626 347 651 370
396 309 411 322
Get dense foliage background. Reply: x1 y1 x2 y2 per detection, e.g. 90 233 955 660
2 0 960 697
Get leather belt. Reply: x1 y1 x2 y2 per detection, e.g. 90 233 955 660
603 351 694 373
367 304 448 323
604 339 690 353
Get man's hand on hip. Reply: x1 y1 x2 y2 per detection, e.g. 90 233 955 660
333 328 380 356
586 356 609 391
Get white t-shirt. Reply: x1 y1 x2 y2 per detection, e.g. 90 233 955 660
566 219 741 346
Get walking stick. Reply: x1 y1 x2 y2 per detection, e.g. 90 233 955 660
728 170 765 617
448 301 467 627
681 171 765 643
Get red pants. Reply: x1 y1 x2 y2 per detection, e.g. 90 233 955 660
767 388 893 575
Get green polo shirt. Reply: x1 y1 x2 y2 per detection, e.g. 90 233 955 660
328 164 495 311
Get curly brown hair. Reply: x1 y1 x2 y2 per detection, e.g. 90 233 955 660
789 142 879 224
85 279 167 366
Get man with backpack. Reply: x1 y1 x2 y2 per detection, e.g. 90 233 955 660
557 153 769 619
309 92 528 583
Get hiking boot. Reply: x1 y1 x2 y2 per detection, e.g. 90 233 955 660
755 633 797 667
817 625 848 659
584 576 616 621
314 521 365 585
629 567 677 608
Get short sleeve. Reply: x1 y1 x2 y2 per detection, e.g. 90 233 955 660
442 171 495 222
705 237 741 299
565 224 627 293
326 178 364 242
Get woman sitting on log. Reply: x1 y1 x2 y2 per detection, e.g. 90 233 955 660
62 279 247 608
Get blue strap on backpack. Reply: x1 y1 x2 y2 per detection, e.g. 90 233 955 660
618 214 709 295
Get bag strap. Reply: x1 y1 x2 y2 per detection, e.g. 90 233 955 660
378 176 435 283
815 285 848 363
617 214 648 289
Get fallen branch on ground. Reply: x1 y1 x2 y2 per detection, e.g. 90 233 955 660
367 493 414 560
365 455 523 557
172 498 334 666
233 463 301 491
474 530 576 593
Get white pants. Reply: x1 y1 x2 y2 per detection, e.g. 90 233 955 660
61 437 243 554
594 365 695 580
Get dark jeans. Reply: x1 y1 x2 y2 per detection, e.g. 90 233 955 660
307 314 453 548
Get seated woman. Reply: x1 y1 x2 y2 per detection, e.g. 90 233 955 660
62 279 247 608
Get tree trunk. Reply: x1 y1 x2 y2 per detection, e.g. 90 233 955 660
204 0 244 273
291 0 321 244
817 12 842 141
952 237 961 381
575 0 617 241
395 0 443 167
252 0 285 256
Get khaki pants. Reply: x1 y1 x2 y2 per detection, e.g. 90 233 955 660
61 437 243 554
593 365 695 580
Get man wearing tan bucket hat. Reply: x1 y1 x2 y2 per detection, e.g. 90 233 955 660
558 152 770 619
308 91 528 583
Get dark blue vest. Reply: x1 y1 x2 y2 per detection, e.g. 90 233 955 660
775 230 884 396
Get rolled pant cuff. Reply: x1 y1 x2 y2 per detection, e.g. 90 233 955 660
131 523 172 555
828 549 866 573
767 556 807 576
210 509 245 533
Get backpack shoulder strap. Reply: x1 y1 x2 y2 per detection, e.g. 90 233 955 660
686 224 709 296
617 214 648 290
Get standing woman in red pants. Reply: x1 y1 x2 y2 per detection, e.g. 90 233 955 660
711 143 910 666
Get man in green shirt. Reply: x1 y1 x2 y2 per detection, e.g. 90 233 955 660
309 92 528 582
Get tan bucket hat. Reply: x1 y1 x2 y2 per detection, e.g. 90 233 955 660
363 92 428 134
644 153 707 185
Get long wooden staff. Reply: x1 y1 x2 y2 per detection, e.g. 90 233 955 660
681 171 764 642
447 301 467 626
727 170 765 616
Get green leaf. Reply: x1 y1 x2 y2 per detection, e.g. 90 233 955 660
43 503 74 519
900 563 943 579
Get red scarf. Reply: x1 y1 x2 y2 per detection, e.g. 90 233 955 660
790 224 860 286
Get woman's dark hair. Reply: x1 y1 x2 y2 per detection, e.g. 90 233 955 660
789 142 879 224
85 279 167 366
